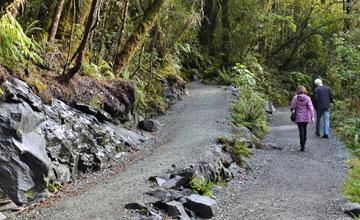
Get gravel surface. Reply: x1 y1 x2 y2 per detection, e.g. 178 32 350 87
21 82 233 220
215 107 350 220
20 85 350 220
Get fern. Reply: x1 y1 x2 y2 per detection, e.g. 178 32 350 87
0 12 44 68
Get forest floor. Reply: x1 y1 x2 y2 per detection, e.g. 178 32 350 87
21 83 350 220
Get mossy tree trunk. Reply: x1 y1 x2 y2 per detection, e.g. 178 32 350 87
60 0 100 82
113 0 168 75
198 0 219 56
220 0 231 68
48 0 65 43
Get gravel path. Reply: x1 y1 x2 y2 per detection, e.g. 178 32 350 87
21 85 350 220
22 82 233 220
215 107 350 220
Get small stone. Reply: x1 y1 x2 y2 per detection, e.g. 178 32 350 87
138 120 160 132
342 202 360 217
184 194 218 218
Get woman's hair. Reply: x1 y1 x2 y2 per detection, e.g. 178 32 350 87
296 85 307 94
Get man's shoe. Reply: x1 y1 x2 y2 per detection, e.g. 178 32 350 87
315 133 320 137
322 135 329 139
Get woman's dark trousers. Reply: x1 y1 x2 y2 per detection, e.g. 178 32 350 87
297 122 308 150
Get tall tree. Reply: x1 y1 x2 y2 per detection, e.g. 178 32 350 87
113 0 130 62
48 0 65 43
220 0 231 68
113 0 168 75
60 0 101 82
198 0 219 55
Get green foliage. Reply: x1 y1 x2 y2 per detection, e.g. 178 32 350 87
47 181 63 193
343 158 360 203
233 89 268 138
0 13 44 69
190 177 215 198
217 136 252 166
215 64 257 88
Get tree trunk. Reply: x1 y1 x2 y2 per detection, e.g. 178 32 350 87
48 0 65 43
113 0 129 62
344 0 351 31
113 0 167 75
198 0 219 55
220 0 231 68
60 0 100 82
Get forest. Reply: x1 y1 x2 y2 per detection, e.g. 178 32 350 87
1 0 360 217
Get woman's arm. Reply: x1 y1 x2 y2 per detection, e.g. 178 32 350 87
290 96 297 110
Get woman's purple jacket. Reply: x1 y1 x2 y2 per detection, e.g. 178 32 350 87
290 94 315 123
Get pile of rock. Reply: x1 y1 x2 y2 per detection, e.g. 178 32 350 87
125 142 250 219
0 78 146 205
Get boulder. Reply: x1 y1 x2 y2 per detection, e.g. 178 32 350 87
342 202 360 217
0 102 50 204
184 194 218 218
138 120 160 132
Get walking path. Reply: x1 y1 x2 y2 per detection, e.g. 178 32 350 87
22 85 350 220
215 108 350 220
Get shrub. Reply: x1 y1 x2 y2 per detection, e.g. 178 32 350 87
217 136 252 167
0 13 43 69
232 89 268 138
343 158 360 203
190 177 215 198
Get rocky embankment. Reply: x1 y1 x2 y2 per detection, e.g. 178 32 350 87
0 72 186 216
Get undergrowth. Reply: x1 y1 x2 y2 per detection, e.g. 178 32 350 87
217 136 252 167
332 100 360 203
190 177 215 198
232 89 268 138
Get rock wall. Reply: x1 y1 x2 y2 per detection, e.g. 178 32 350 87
0 78 146 205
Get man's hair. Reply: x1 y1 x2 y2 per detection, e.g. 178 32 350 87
314 78 323 86
296 85 307 94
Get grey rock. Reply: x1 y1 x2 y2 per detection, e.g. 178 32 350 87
264 100 276 114
165 201 190 219
3 79 43 112
184 194 218 218
342 203 360 217
228 162 244 178
146 190 173 202
0 212 6 220
138 120 160 132
124 203 147 210
220 152 234 167
0 79 147 205
233 126 253 142
0 200 17 212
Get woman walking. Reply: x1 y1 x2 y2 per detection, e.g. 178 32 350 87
290 85 315 151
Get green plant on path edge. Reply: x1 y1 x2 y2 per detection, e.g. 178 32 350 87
190 177 215 199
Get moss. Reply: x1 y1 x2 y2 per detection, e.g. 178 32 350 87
343 158 360 203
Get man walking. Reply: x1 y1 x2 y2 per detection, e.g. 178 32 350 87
313 78 333 138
